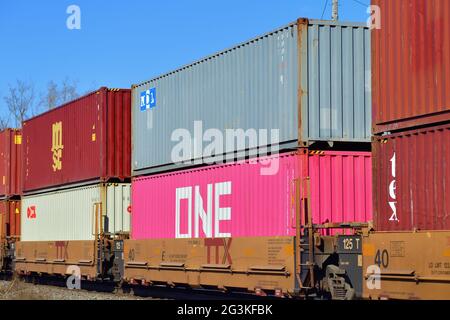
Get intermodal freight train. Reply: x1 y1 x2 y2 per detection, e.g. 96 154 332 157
1 3 450 300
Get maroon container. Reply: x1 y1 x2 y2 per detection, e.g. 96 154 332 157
22 87 131 193
0 129 22 198
373 123 450 231
372 0 450 134
0 200 20 239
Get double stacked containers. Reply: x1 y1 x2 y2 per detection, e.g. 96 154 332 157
370 0 450 231
15 88 132 278
126 19 373 293
364 0 450 300
0 129 22 272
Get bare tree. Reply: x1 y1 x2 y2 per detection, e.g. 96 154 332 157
40 80 59 110
0 116 9 131
85 81 99 95
40 78 79 110
0 90 10 130
3 80 36 127
60 77 79 105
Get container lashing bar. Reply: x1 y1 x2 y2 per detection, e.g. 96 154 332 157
295 177 315 292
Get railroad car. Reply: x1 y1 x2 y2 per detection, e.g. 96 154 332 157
4 4 450 300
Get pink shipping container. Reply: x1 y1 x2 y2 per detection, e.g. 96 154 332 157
131 151 372 240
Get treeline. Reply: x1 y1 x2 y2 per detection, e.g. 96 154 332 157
0 77 94 130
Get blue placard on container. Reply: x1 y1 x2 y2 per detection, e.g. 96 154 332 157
140 88 156 111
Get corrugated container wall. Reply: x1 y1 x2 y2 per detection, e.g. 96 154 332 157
0 129 22 198
0 200 20 239
373 123 450 231
132 19 371 175
131 151 372 240
22 87 131 193
21 183 131 241
372 0 450 133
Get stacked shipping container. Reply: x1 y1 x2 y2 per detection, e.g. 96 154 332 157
132 19 371 175
0 129 22 198
371 0 450 232
130 18 373 240
22 87 131 193
0 129 22 242
131 151 372 239
373 124 450 231
20 87 132 241
372 0 450 134
21 183 131 241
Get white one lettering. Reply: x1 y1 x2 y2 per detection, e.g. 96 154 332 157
195 185 213 238
175 182 232 238
214 182 232 238
175 187 192 238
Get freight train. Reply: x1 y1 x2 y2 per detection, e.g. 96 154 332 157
1 1 450 300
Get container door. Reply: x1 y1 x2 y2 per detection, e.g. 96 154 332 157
106 184 131 235
12 201 20 238
121 184 131 234
0 212 4 239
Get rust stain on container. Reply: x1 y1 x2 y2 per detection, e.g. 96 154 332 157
22 87 131 193
372 0 450 133
372 123 450 231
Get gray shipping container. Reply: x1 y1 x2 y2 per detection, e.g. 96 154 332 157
21 183 131 241
132 18 371 175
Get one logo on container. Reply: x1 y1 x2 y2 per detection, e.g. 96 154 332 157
175 181 232 239
51 121 64 172
140 88 156 111
27 206 37 219
388 153 398 222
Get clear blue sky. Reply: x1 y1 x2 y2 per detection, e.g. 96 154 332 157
0 0 369 120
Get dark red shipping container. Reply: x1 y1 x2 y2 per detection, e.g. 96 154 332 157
373 123 450 231
22 87 131 193
0 200 20 239
0 129 22 198
372 0 450 134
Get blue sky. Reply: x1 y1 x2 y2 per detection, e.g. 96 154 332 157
0 0 369 120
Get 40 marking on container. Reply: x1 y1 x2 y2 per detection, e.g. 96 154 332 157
140 88 156 111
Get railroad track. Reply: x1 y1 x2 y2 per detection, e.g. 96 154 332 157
0 275 277 300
